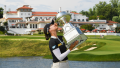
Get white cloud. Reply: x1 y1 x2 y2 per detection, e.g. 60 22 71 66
0 0 111 12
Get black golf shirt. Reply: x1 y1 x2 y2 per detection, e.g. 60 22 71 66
49 36 68 63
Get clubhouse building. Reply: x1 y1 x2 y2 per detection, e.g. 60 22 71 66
0 5 120 34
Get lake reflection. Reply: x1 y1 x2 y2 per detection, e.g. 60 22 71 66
0 56 120 68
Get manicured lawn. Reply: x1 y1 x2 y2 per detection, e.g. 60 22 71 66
44 35 120 61
0 34 120 61
0 35 45 39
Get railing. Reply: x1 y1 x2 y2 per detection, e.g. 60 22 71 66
84 33 120 36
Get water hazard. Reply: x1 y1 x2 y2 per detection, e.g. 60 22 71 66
0 56 120 68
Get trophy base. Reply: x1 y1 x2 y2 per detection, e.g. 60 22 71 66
66 34 87 49
63 27 87 49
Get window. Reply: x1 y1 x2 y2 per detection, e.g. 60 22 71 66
28 13 30 15
40 17 42 19
102 25 104 26
86 19 88 21
33 24 34 28
73 19 76 21
82 19 84 21
103 28 106 29
44 17 47 19
35 17 38 21
28 9 30 12
30 24 32 28
9 20 11 22
21 9 23 12
78 19 80 21
20 24 21 28
25 9 27 12
36 24 37 28
21 13 23 15
12 20 14 22
49 17 51 19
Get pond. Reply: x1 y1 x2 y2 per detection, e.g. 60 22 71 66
0 56 120 68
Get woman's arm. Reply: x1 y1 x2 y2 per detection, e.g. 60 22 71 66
53 48 71 61
53 41 78 61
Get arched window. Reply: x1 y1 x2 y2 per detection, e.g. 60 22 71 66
82 19 84 21
40 17 42 19
73 19 76 21
78 19 80 21
35 17 38 21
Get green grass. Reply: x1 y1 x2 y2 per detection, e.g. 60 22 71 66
0 36 45 39
44 35 120 61
0 40 51 57
0 35 120 61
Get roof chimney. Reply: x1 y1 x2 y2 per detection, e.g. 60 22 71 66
59 7 61 12
4 5 6 14
9 8 11 12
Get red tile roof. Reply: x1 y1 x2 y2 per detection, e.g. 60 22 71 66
7 11 17 13
16 22 26 24
80 29 85 30
6 18 22 20
70 12 80 14
31 30 36 32
38 28 44 30
17 5 33 10
107 20 118 23
32 12 58 15
31 15 56 17
27 21 38 24
72 22 106 24
108 24 113 25
86 30 90 32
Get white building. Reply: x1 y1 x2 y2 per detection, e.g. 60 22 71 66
0 5 88 34
0 5 119 34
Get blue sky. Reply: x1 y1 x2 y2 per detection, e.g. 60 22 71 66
0 0 110 13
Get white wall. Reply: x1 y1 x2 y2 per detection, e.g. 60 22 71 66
17 11 32 21
39 23 46 28
8 28 31 34
94 23 117 30
84 33 120 36
6 14 18 18
70 13 87 22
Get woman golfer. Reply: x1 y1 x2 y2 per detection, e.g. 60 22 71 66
44 20 78 68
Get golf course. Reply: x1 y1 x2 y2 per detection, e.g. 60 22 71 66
0 34 120 61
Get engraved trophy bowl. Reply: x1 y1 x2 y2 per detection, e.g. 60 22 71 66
56 11 87 49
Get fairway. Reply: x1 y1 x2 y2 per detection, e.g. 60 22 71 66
44 35 120 61
0 35 120 61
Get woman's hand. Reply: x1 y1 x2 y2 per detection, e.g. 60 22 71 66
69 41 79 51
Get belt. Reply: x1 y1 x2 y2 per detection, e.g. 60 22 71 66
54 60 67 63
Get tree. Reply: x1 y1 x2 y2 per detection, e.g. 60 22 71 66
3 21 8 31
112 16 120 23
112 16 119 22
79 10 86 15
89 16 97 20
0 7 3 18
0 26 5 31
110 0 119 8
80 24 94 31
99 15 106 20
71 11 77 13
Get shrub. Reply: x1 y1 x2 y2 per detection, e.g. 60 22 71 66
0 31 4 34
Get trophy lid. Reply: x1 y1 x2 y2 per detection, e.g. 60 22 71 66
56 11 68 19
56 11 71 26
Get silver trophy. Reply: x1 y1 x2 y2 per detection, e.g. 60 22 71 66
56 11 87 49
